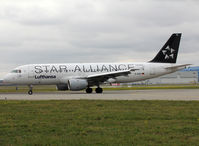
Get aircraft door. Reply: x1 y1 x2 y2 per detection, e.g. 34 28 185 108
28 66 35 79
28 66 41 84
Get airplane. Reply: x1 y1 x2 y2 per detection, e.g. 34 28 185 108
1 33 191 95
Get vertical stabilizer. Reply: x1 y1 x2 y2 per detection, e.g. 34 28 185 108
150 33 181 63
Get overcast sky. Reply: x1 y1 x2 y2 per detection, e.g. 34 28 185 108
0 0 199 77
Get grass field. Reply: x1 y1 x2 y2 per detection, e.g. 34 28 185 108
0 100 199 145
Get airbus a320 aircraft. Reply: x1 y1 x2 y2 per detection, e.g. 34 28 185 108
2 33 190 95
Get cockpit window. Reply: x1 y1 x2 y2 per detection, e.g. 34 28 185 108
11 69 21 73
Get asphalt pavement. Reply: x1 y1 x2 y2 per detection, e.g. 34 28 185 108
0 89 199 101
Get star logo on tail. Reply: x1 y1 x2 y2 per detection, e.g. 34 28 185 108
162 46 175 60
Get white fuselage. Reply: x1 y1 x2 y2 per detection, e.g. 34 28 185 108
1 33 187 94
3 62 182 86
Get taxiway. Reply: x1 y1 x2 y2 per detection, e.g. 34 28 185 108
0 89 199 101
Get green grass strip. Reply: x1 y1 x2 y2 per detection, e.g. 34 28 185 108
0 100 199 145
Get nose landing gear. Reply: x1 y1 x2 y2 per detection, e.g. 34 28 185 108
28 85 33 95
28 90 33 95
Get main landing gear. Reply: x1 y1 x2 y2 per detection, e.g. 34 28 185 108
28 85 33 95
86 87 103 94
95 87 103 93
86 87 93 93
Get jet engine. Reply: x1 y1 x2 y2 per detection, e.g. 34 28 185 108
56 84 68 91
68 79 88 91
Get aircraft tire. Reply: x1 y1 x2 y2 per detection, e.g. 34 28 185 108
28 90 33 95
86 87 93 93
95 87 103 94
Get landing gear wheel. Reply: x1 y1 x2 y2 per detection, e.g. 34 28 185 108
86 88 93 93
95 87 103 94
28 90 33 95
28 85 33 95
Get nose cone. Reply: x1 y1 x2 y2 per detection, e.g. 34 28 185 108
3 73 13 84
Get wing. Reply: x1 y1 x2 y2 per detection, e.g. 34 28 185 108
83 69 139 86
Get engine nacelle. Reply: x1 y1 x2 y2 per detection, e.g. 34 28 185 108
56 84 68 91
68 79 88 91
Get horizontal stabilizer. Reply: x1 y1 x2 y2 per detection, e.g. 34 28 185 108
165 64 192 70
